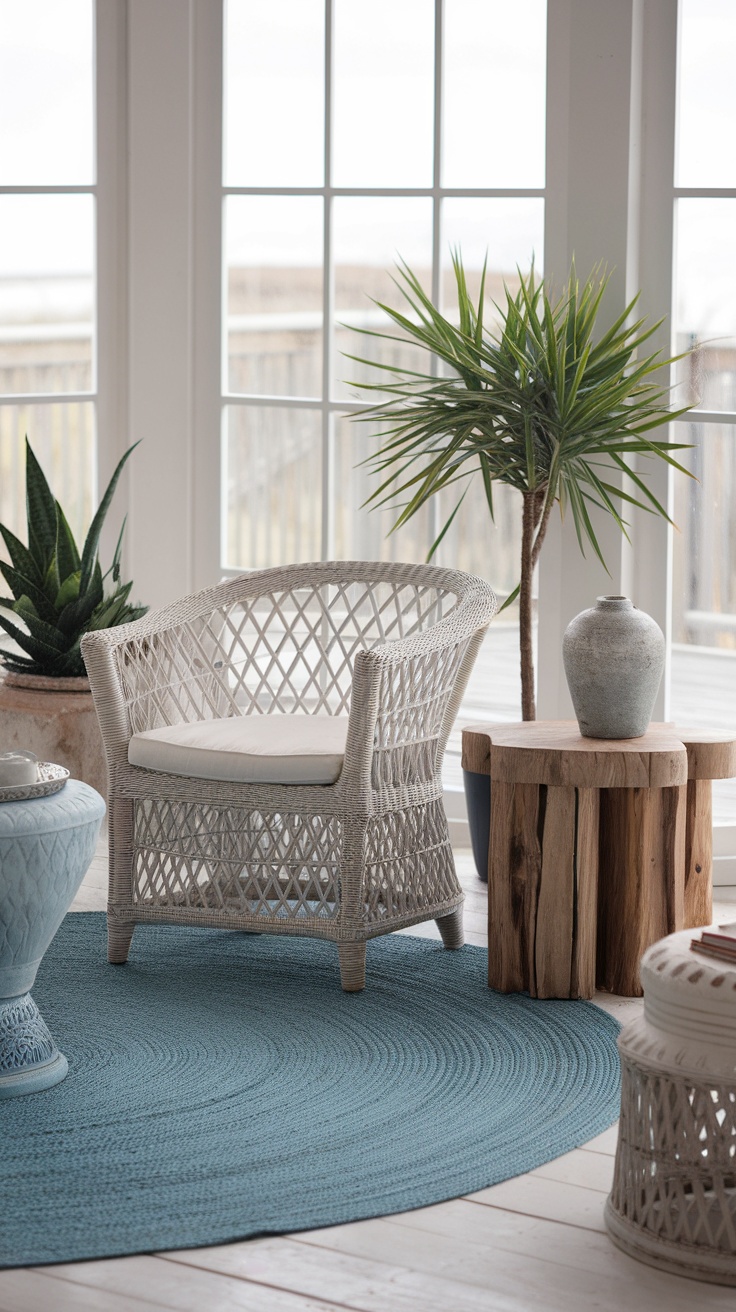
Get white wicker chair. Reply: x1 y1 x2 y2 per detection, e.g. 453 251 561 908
81 561 496 990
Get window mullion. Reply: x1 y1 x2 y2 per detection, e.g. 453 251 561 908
319 0 335 562
95 0 126 567
538 0 654 719
428 0 445 559
431 0 444 296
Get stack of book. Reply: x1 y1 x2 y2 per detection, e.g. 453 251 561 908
691 923 736 965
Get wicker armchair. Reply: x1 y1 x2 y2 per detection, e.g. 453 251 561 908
81 561 496 990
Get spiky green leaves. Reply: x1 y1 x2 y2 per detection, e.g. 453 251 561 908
347 254 693 587
0 439 147 677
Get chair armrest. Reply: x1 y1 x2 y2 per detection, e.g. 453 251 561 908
82 610 234 737
81 630 135 770
341 621 490 800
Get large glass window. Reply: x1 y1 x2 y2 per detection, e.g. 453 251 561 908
0 0 95 544
671 0 736 824
11 0 726 846
223 0 547 732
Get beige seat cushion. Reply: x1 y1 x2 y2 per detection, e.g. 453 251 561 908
128 713 349 785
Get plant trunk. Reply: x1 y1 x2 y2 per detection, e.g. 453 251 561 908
520 492 537 720
519 488 550 721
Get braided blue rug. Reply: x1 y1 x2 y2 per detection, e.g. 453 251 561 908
0 913 620 1267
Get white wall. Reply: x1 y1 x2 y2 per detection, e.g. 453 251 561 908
537 0 677 721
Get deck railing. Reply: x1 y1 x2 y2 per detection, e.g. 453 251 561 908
2 312 736 648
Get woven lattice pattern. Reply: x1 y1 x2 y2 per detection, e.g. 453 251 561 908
81 561 496 988
114 578 457 734
133 799 342 923
606 929 736 1284
612 1059 736 1254
362 800 458 926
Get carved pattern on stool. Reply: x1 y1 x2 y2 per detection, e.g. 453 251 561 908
0 994 56 1072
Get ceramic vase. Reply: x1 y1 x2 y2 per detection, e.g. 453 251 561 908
562 596 665 739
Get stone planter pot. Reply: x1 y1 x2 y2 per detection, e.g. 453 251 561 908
0 780 106 1096
562 596 665 739
0 671 107 798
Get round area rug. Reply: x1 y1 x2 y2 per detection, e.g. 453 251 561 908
0 914 620 1267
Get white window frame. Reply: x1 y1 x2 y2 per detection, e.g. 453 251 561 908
538 0 677 726
97 0 736 873
0 7 97 516
96 0 223 605
221 0 546 572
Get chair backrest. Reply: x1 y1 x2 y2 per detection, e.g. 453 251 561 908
112 561 493 734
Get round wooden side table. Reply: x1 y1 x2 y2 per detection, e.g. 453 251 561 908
461 721 736 998
606 929 736 1285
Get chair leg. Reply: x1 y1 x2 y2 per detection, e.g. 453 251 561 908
108 917 135 964
338 942 366 992
436 907 464 949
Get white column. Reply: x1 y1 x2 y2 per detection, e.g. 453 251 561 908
622 0 679 718
190 0 224 594
108 0 222 611
95 0 130 568
537 0 677 720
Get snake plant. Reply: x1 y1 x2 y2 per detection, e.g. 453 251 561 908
347 254 693 719
0 439 147 678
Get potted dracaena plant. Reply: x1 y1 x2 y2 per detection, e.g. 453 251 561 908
0 439 147 794
346 253 692 874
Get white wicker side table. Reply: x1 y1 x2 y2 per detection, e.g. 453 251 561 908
605 928 736 1285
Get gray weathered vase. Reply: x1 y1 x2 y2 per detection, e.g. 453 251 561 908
562 596 665 739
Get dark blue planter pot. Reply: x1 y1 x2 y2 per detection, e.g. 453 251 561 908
462 769 491 883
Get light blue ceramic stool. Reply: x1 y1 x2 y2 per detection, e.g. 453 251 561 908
0 780 105 1098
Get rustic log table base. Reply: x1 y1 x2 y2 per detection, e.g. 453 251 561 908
462 722 736 999
489 777 599 998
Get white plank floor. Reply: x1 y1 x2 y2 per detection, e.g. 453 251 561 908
3 836 736 1312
